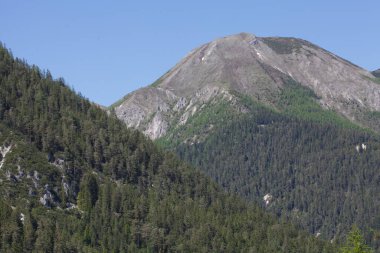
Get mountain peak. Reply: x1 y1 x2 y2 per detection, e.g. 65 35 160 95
113 33 380 139
232 32 257 40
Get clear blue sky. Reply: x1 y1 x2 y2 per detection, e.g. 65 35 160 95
1 0 379 106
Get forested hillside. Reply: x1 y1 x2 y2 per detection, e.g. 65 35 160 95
160 90 380 250
0 44 337 252
110 33 380 251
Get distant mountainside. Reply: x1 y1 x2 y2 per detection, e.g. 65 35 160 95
0 44 336 252
373 69 380 78
112 33 380 139
112 33 380 250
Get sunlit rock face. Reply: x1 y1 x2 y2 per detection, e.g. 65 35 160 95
113 33 380 139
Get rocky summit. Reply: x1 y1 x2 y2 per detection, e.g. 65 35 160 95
112 33 380 139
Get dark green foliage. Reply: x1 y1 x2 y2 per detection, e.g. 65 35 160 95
339 226 374 253
165 94 380 250
158 79 364 151
157 98 240 148
0 43 336 251
277 80 363 129
261 37 361 68
0 124 64 207
261 37 309 54
77 174 99 212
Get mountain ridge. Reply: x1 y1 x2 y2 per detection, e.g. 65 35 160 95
110 33 380 250
0 42 337 252
113 33 380 139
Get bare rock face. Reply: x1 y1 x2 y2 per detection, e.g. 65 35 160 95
258 37 380 115
114 87 176 139
0 144 12 169
113 33 380 139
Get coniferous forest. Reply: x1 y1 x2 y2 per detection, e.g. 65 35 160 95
0 44 339 252
155 88 380 251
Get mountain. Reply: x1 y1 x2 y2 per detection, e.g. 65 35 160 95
112 33 380 139
373 69 380 78
112 33 380 249
0 44 337 252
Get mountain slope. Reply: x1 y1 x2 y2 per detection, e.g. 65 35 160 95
157 84 380 248
111 33 380 250
174 109 380 245
373 69 380 78
113 33 380 138
0 44 337 252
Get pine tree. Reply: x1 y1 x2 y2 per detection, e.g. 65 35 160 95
77 174 99 212
340 226 373 253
